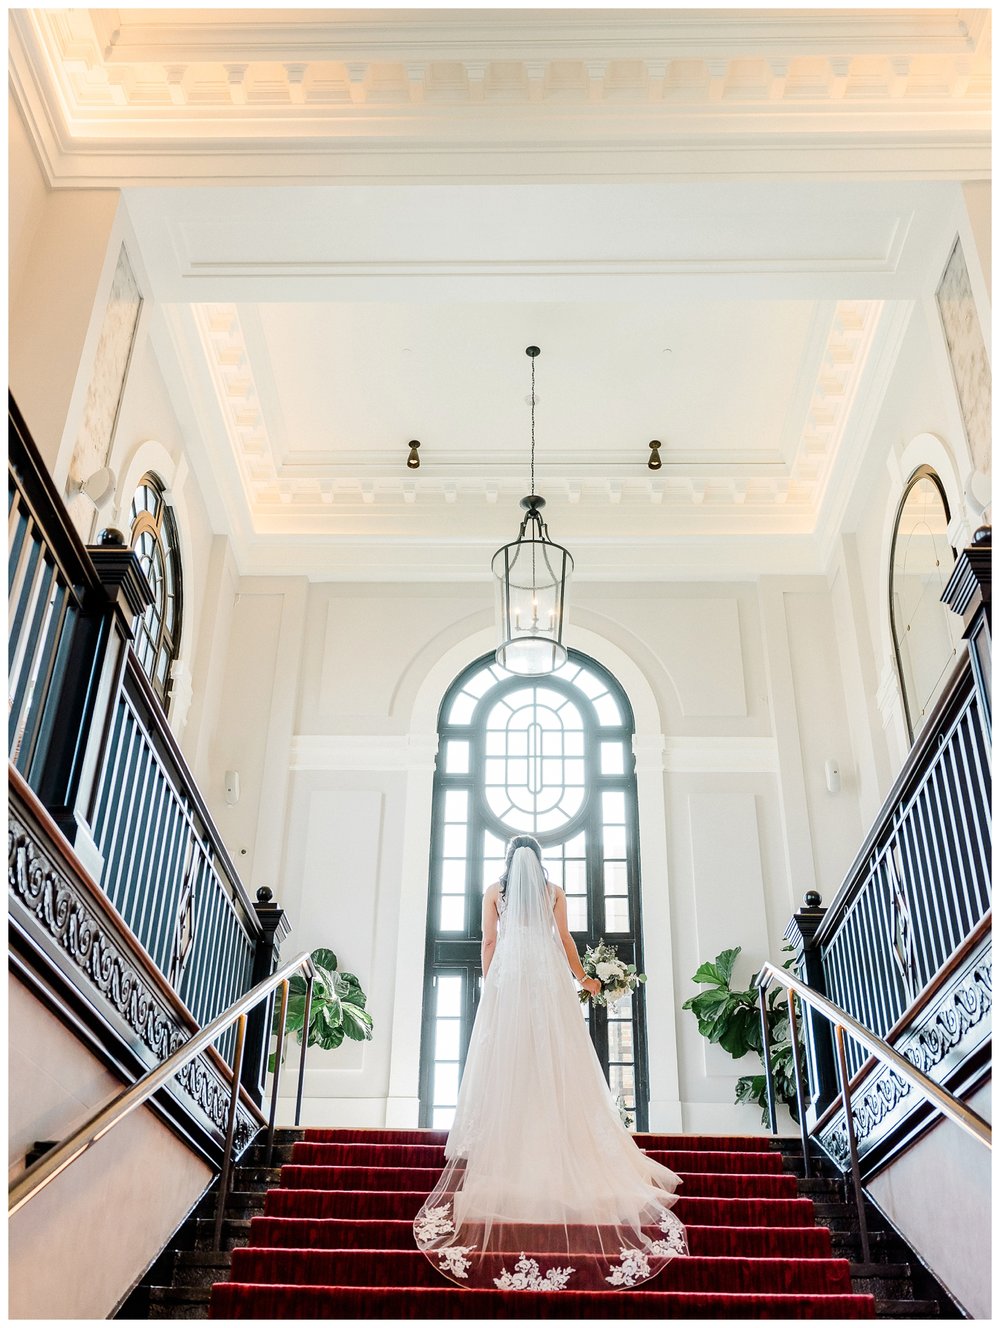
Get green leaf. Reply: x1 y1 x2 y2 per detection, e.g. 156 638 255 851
718 1007 759 1058
691 947 741 988
311 947 339 974
341 1001 374 1041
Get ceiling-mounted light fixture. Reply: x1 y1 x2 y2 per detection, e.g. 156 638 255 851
406 440 421 469
647 440 662 471
491 346 573 675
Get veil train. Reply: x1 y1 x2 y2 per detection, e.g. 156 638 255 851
413 845 687 1290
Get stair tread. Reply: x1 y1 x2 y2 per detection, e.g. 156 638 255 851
134 1127 951 1320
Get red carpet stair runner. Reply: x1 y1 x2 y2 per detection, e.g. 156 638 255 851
208 1128 877 1318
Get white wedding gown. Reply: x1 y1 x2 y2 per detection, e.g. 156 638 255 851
413 846 688 1291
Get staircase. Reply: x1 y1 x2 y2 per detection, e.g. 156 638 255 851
125 1127 952 1319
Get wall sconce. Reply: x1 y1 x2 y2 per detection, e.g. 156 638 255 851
224 769 241 805
647 441 662 471
76 466 117 510
824 759 841 795
406 440 421 469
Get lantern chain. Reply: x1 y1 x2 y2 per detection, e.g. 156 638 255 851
530 352 536 498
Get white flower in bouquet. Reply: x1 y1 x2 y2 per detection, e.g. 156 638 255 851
580 940 648 1008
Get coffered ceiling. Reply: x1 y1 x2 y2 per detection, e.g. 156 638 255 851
10 10 991 579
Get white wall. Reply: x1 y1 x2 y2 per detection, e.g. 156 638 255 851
867 1083 991 1319
9 977 212 1319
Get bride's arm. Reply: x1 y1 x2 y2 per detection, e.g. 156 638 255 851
553 888 601 995
481 883 499 977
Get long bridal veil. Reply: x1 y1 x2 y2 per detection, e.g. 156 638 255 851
413 845 687 1291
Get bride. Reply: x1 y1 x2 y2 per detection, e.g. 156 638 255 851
413 834 688 1291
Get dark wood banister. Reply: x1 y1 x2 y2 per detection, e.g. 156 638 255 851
813 653 979 947
119 652 261 933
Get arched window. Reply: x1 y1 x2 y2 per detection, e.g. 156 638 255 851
420 650 650 1130
128 474 183 711
889 467 959 740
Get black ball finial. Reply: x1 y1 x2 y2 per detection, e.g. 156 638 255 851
803 890 822 908
96 527 126 547
972 524 992 546
256 886 274 904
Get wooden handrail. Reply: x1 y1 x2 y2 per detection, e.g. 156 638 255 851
9 950 315 1217
758 961 992 1153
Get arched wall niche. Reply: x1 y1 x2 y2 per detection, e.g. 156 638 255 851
385 614 684 1130
875 432 969 759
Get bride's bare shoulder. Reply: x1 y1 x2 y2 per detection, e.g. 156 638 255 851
484 880 501 902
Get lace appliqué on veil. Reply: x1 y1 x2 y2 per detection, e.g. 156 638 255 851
494 1254 574 1291
437 1245 476 1279
649 1207 688 1256
413 1204 454 1245
605 1247 652 1288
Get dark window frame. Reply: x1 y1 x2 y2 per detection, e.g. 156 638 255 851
419 648 650 1131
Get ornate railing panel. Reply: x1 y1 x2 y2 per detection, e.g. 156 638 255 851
9 772 263 1162
816 662 991 1079
815 918 991 1172
90 659 258 1062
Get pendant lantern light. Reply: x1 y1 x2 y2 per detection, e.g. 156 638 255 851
492 347 573 675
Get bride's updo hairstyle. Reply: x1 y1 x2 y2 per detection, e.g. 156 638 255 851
499 834 543 895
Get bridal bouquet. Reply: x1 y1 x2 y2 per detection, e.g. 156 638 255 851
579 940 647 1008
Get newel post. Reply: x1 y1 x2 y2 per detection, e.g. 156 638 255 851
942 526 991 737
784 891 839 1123
241 886 292 1106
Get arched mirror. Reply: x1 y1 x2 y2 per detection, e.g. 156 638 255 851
129 473 183 712
889 467 959 740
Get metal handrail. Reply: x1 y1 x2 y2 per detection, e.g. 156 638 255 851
757 961 991 1262
9 950 316 1244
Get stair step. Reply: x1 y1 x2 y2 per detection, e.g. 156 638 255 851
128 1127 953 1321
191 1218 252 1252
875 1300 940 1319
147 1286 209 1320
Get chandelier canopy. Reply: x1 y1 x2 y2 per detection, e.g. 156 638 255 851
491 347 573 675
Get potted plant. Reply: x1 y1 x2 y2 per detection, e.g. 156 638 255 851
270 947 373 1072
682 945 804 1125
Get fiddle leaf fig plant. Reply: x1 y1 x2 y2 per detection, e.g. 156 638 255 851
683 944 805 1126
269 946 373 1073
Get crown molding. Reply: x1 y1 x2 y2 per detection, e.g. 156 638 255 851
10 9 990 187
